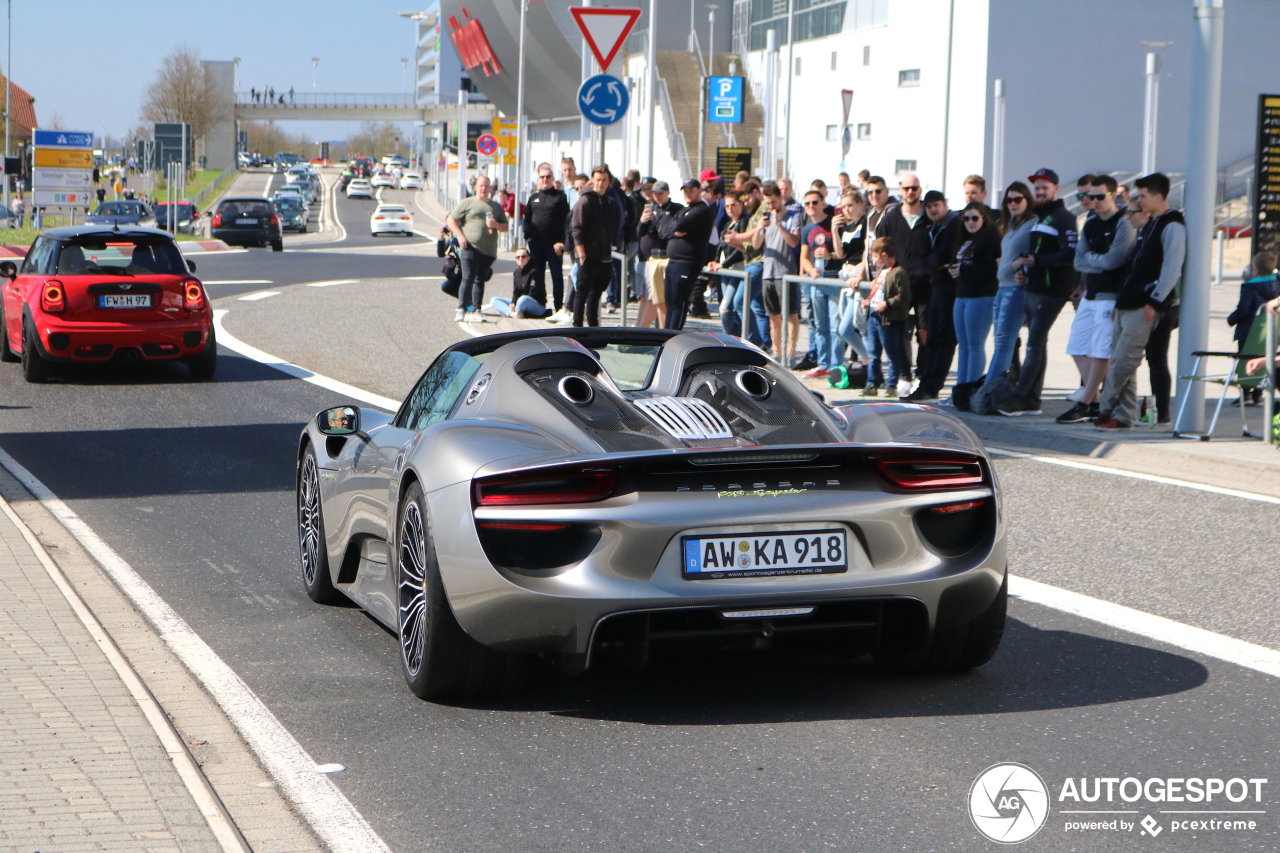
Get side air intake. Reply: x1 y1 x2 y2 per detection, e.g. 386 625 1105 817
634 396 734 440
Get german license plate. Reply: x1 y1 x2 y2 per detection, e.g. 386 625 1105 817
99 294 152 308
235 217 257 225
682 529 848 579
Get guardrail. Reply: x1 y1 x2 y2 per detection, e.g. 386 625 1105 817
190 165 236 214
703 266 749 340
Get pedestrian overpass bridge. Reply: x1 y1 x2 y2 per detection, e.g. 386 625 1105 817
234 92 496 123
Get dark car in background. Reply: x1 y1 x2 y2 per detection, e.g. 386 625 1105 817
86 201 156 229
210 198 282 251
274 196 308 232
154 202 200 234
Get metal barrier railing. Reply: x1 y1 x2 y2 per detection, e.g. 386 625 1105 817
235 91 416 107
612 250 629 327
1267 311 1276 446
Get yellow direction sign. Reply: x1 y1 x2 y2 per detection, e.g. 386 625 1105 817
35 148 92 168
492 117 518 151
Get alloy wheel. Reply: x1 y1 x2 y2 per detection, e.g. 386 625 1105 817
398 501 428 678
298 455 322 586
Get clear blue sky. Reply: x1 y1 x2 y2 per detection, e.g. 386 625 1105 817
10 1 427 142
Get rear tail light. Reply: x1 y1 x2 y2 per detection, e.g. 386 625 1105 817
474 465 618 506
872 457 984 489
269 214 280 226
183 280 205 311
41 280 66 313
211 213 223 227
374 216 385 220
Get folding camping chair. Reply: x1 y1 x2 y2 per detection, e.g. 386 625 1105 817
1174 305 1276 440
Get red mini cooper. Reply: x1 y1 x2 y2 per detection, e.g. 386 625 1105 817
0 226 215 382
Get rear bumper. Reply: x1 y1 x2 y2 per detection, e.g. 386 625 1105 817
211 227 280 246
32 313 211 362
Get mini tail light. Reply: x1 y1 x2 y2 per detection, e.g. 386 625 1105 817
183 280 205 311
211 213 223 227
872 457 984 489
41 280 66 313
474 466 617 506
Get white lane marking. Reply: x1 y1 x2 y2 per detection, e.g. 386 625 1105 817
412 188 447 228
305 279 358 288
261 172 273 197
1010 575 1280 679
237 291 280 302
0 494 253 853
204 279 274 285
213 310 400 412
986 447 1280 505
0 448 394 853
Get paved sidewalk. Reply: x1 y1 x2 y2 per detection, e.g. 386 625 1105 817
0 504 225 852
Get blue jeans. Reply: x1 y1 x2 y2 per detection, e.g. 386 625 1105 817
1014 291 1068 407
953 296 996 384
985 286 1025 384
490 295 548 318
741 262 771 349
835 297 870 362
808 281 845 370
866 314 908 387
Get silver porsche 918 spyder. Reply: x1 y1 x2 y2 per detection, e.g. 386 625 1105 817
296 328 1007 699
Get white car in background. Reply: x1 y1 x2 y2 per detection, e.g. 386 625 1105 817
371 172 396 189
346 179 374 200
370 203 413 236
399 172 424 190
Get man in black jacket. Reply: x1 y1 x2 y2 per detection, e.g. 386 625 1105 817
905 191 962 402
998 168 1079 416
663 179 716 329
636 181 683 328
875 173 932 383
523 167 570 311
570 168 619 327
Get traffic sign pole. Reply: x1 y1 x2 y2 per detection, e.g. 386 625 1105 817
515 0 529 248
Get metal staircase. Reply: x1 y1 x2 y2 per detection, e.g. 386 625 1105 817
655 49 765 181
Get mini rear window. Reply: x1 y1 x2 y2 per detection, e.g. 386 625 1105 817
54 237 186 276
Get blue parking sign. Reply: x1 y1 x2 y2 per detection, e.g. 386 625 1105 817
708 76 743 124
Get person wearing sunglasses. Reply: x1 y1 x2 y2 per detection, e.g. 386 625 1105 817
996 168 1078 416
1059 174 1136 424
488 249 549 319
873 173 932 396
523 169 570 315
799 190 843 379
904 190 962 403
984 181 1037 387
945 202 1002 411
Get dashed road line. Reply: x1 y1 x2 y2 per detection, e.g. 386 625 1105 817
305 279 358 288
204 279 274 285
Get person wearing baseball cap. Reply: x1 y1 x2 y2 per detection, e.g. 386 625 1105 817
995 167 1079 416
636 180 683 328
664 180 716 329
699 169 720 183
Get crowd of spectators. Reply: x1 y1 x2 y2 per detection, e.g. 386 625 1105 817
446 158 1278 430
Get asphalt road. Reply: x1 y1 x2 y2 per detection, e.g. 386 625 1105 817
2 176 1278 852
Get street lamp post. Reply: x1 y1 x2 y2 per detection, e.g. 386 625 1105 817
515 0 529 242
311 57 320 90
1141 42 1172 175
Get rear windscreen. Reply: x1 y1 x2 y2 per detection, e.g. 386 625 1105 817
219 201 272 218
55 238 187 276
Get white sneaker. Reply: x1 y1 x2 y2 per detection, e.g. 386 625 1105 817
514 310 526 319
897 380 913 398
454 308 465 322
465 311 483 323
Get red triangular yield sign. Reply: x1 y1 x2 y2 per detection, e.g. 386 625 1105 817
569 7 642 72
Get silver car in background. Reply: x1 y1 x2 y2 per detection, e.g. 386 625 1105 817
296 329 1007 699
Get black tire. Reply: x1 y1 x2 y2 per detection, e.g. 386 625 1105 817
186 329 217 380
396 481 523 700
21 320 50 383
0 301 18 362
298 448 341 604
874 574 1007 675
271 239 283 252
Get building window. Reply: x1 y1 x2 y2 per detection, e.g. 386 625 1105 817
795 57 801 75
857 123 871 141
825 125 838 142
863 45 870 66
898 69 920 87
894 159 917 174
831 51 838 71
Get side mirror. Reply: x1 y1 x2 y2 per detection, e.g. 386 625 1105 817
0 261 16 279
318 406 362 436
187 260 197 273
